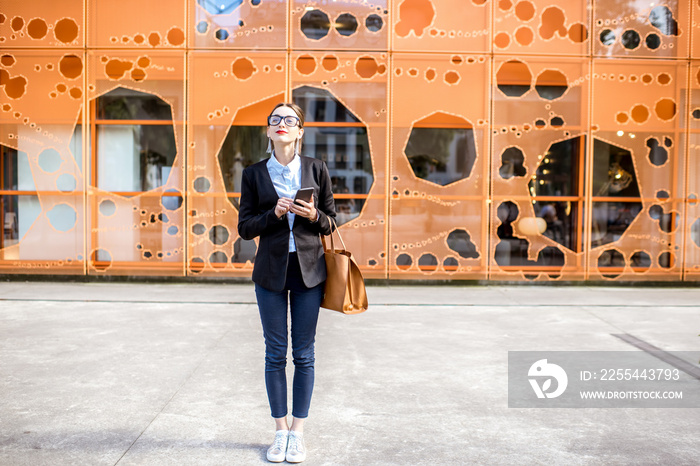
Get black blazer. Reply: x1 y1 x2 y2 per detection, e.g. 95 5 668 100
237 156 336 291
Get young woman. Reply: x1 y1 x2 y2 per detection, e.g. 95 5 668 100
237 103 336 463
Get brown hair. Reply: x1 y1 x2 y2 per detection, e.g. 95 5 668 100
269 102 305 128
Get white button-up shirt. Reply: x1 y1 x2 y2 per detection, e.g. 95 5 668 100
267 153 301 252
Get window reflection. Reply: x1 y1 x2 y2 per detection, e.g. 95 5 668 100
591 139 642 249
1 145 38 251
591 202 643 248
219 125 268 196
294 86 373 226
2 145 23 191
97 88 173 120
405 127 476 186
529 136 584 252
293 86 360 123
1 195 40 251
94 88 176 192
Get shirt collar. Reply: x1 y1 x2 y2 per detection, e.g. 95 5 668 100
268 152 301 176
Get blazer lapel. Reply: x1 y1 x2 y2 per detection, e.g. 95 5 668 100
299 156 311 189
294 157 313 229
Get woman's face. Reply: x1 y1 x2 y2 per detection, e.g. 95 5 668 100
267 106 303 146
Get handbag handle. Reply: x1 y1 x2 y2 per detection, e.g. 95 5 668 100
322 217 347 252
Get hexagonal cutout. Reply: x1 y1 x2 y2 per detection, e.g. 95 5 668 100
404 112 476 186
294 86 373 226
496 60 532 97
301 9 331 40
597 248 625 279
499 147 526 179
94 87 176 192
528 136 585 251
535 69 568 100
217 94 279 208
216 87 373 227
591 139 642 248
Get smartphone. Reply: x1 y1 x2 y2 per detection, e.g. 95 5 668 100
294 187 314 204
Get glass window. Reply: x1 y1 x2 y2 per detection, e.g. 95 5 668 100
94 87 177 192
528 136 585 252
1 145 39 251
219 125 268 196
591 139 642 249
293 86 373 226
405 127 476 186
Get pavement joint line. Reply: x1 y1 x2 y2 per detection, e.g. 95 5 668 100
0 298 698 308
612 333 700 381
112 324 236 465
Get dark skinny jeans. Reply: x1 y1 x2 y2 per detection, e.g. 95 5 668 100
254 252 323 419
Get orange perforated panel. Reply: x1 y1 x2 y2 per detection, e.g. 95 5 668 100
391 0 490 53
85 51 186 276
0 1 83 48
88 0 187 48
1 0 700 282
590 60 686 281
391 53 489 279
494 0 590 56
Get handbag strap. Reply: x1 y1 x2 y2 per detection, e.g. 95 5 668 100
322 217 347 252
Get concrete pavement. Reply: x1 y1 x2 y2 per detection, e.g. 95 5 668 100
0 282 699 465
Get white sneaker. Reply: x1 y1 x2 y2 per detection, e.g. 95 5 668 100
266 430 288 463
285 431 306 463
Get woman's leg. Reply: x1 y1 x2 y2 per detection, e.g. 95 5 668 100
288 281 324 423
255 283 290 419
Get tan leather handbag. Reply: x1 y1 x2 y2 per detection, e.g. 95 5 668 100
320 218 368 314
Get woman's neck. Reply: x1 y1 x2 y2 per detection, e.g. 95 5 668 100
273 142 296 166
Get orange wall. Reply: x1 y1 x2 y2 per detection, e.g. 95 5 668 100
1 0 699 282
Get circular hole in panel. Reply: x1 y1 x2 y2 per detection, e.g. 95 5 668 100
209 251 229 264
56 173 77 192
630 251 651 272
658 251 673 269
597 249 625 278
47 203 77 232
209 225 230 245
99 199 117 217
335 13 358 36
193 176 211 193
92 249 112 272
38 147 62 173
599 29 615 46
418 253 438 271
301 9 331 40
621 30 640 49
189 257 205 273
192 223 206 235
161 189 183 211
196 21 209 34
396 253 412 270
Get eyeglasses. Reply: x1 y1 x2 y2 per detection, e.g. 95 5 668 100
268 114 301 127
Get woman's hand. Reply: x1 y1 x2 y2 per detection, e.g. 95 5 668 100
274 197 294 219
289 196 317 221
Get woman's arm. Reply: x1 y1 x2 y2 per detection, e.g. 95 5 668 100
237 168 285 240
